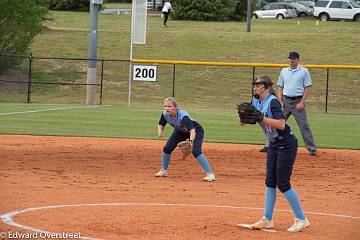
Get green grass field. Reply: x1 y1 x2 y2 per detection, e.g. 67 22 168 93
26 10 360 110
1 10 359 149
103 2 132 9
35 10 360 64
1 103 359 150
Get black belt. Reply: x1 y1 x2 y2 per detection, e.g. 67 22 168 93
270 136 284 143
284 95 303 100
269 134 292 143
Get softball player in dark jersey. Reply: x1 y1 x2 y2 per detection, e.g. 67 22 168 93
242 76 310 232
155 97 215 182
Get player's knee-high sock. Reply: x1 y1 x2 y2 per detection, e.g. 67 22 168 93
195 154 212 173
284 188 305 220
162 152 171 170
264 187 277 220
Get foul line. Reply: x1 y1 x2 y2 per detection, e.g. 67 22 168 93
1 202 359 240
0 106 99 116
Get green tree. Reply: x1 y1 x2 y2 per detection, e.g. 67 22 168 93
173 0 254 22
104 0 132 2
48 0 91 11
173 0 225 21
0 0 47 54
0 0 47 72
233 0 256 22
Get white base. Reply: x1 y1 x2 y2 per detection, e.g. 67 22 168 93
236 223 277 232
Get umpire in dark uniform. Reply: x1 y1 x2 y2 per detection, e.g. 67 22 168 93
277 52 317 156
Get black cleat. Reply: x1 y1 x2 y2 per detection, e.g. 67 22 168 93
309 150 317 156
259 146 268 153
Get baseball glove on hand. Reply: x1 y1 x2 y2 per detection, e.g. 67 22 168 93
236 102 264 124
177 141 192 159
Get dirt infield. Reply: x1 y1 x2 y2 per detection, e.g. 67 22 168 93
1 135 359 240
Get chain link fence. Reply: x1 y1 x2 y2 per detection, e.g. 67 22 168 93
1 54 359 114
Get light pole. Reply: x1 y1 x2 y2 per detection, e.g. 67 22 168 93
86 0 103 105
246 0 252 32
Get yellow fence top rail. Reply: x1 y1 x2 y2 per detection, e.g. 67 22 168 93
132 59 360 70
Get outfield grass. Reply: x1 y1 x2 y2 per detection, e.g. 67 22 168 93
0 103 359 150
25 10 360 111
103 3 132 9
2 11 359 147
34 11 360 65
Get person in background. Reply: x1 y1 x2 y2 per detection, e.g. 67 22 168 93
277 51 317 156
162 0 175 28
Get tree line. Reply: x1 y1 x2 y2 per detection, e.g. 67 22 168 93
0 0 255 72
173 0 257 22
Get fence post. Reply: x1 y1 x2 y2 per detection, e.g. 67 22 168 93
128 61 132 105
325 68 329 114
100 60 104 105
252 66 256 81
26 53 33 103
172 64 176 97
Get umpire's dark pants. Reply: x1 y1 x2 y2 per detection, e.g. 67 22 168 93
163 123 204 158
266 134 298 193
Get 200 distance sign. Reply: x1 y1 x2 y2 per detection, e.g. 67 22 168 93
133 65 157 82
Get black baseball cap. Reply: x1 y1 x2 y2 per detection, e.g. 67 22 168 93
288 52 300 59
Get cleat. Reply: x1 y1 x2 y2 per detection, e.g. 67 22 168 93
287 217 310 232
203 173 215 182
309 150 317 156
259 146 268 153
155 169 167 177
251 216 274 229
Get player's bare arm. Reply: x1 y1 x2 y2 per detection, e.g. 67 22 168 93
277 86 284 104
189 128 196 142
158 124 165 138
262 117 285 130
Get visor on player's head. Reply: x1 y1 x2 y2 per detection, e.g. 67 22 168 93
252 81 266 87
252 80 273 88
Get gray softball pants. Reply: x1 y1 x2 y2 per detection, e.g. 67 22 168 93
283 97 316 152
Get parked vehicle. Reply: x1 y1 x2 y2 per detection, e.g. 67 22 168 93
290 2 314 16
313 0 360 21
299 0 315 9
253 2 298 19
147 0 162 11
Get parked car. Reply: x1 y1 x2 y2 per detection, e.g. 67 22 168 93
290 2 314 16
253 2 298 19
147 0 162 11
313 0 360 21
299 0 315 9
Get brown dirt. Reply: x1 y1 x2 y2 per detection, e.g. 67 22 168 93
0 135 359 240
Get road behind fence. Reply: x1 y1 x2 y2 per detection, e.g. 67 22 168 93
0 54 359 114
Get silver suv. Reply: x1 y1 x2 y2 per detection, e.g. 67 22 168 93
313 0 360 21
253 2 298 19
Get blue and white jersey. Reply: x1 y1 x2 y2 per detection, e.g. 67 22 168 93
252 94 291 140
277 65 312 97
160 109 195 133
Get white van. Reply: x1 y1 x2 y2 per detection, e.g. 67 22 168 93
253 2 298 19
313 0 360 21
